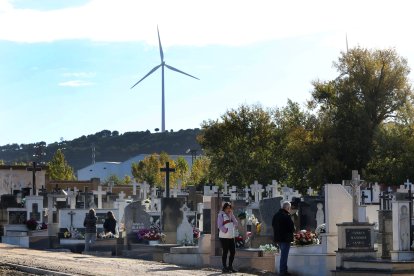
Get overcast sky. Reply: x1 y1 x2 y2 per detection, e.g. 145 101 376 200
1 0 413 146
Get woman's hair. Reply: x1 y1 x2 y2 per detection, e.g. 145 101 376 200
88 208 96 216
222 202 232 211
107 211 115 220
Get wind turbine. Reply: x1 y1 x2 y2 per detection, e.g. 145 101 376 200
131 26 199 132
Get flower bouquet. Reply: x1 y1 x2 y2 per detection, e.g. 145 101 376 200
26 218 38 231
193 227 200 239
137 226 165 242
293 230 318 246
259 243 278 253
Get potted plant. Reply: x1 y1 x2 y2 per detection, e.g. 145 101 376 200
259 243 278 256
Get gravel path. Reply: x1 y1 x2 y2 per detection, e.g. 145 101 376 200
0 244 268 276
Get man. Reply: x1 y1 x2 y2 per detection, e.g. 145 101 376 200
272 201 295 276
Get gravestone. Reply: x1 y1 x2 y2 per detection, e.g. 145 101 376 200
202 209 211 234
0 195 18 208
259 197 282 236
8 209 26 224
124 201 152 246
176 203 194 244
299 195 325 231
161 197 185 243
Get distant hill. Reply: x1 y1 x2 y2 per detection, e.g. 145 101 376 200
0 129 202 171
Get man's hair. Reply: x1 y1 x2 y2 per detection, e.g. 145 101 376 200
282 201 291 210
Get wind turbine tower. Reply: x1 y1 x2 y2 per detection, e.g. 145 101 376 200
131 26 199 132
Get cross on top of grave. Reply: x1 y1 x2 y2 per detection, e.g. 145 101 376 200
223 181 229 195
244 185 250 201
405 179 413 189
26 161 41 195
350 170 364 223
151 186 157 199
132 181 138 196
93 185 107 209
380 191 392 211
160 162 175 198
307 187 314 196
118 191 126 200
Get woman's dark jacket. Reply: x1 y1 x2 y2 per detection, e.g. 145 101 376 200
103 217 117 234
83 214 97 233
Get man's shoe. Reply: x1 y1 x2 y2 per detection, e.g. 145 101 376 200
280 272 292 276
222 267 230 273
228 266 238 273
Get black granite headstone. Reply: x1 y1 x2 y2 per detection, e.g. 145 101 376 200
124 201 152 244
299 195 325 231
259 197 282 236
9 210 26 224
161 197 185 232
0 194 18 208
203 209 211 234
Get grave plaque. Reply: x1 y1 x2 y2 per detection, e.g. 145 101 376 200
124 202 152 244
345 228 371 248
259 197 282 236
9 210 26 224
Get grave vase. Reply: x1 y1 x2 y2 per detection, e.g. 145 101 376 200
148 240 160 245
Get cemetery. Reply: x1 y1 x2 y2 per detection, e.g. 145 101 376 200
2 162 414 276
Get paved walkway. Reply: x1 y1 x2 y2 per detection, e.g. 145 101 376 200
0 244 269 276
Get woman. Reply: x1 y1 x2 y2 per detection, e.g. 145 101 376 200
83 208 97 252
217 202 238 273
103 211 117 235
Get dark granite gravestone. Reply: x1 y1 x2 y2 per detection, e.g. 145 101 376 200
9 210 26 224
188 186 197 210
203 209 211 234
161 197 185 243
259 197 283 236
124 201 152 245
0 195 18 208
22 187 31 198
29 203 41 221
299 195 325 231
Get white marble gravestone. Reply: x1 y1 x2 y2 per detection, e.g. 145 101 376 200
176 203 194 244
391 200 414 261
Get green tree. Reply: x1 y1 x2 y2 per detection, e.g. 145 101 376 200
131 154 161 186
310 47 412 182
104 174 123 185
188 156 213 188
175 156 189 186
198 104 277 187
48 149 76 180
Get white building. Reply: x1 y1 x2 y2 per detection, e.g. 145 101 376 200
77 154 193 181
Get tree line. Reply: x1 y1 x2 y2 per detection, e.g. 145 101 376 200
198 47 414 193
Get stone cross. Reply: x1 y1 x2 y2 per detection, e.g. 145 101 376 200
26 161 41 195
405 179 413 189
142 182 150 199
250 181 263 203
93 185 107 209
172 185 179 198
350 170 364 223
132 181 138 196
160 162 176 198
223 181 229 195
68 210 76 231
307 187 314 196
372 182 380 203
244 186 250 201
118 191 126 200
66 188 77 209
230 186 237 201
151 186 157 199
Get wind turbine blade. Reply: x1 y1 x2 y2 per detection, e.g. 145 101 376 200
165 64 199 80
157 26 164 62
130 64 162 89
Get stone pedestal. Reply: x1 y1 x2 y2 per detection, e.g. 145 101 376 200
335 222 376 269
378 209 392 259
